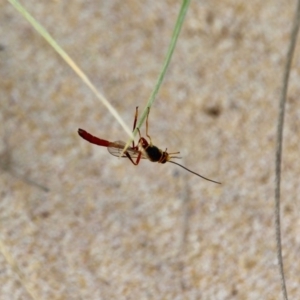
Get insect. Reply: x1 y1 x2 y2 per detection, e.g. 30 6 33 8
78 107 221 184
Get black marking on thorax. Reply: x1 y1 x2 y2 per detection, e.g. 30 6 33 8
145 145 164 162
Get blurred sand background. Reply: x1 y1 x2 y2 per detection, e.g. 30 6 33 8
1 0 300 299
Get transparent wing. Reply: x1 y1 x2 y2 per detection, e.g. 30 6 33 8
107 141 148 159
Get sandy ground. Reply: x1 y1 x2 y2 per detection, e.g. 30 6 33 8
1 1 300 299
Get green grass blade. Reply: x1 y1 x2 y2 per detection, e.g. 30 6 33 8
122 0 191 151
135 0 191 132
8 0 133 139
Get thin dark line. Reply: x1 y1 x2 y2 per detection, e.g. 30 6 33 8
275 1 300 300
168 161 221 184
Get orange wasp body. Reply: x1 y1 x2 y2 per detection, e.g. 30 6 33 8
78 107 220 184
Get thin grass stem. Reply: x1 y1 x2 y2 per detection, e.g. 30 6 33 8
8 0 133 139
275 1 300 299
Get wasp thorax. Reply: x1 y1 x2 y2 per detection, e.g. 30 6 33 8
143 144 167 163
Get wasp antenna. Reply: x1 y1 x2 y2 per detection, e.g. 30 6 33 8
168 161 221 184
